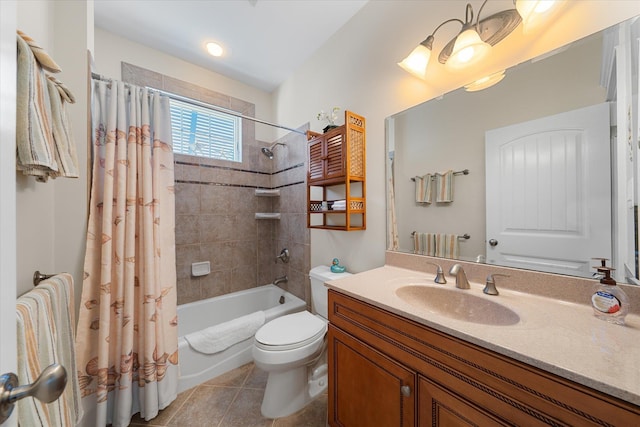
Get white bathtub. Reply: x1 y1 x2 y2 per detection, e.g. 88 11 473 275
177 284 306 393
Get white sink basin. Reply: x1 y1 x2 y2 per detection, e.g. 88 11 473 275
395 285 520 326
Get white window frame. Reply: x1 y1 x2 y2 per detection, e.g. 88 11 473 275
163 91 242 162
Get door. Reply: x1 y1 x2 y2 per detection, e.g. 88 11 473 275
0 1 18 426
485 103 611 277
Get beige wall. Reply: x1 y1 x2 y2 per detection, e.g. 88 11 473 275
16 0 91 306
273 1 640 274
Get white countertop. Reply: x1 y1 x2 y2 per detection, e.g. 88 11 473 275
326 265 640 406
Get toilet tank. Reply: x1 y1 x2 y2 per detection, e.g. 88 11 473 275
309 265 352 319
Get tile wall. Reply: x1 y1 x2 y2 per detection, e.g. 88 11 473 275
123 63 311 307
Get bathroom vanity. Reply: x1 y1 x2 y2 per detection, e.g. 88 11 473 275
326 265 640 426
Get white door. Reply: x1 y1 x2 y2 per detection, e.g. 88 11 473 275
0 1 18 426
486 103 611 277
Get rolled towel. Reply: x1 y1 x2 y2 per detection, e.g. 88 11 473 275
185 311 266 354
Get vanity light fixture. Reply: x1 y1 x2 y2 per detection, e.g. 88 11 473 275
516 0 563 33
464 69 506 92
206 41 224 57
399 0 523 79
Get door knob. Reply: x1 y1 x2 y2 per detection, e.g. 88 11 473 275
489 239 499 247
0 364 67 424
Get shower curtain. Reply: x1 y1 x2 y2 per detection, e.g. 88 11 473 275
76 79 178 426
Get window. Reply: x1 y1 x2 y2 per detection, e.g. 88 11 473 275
168 96 242 162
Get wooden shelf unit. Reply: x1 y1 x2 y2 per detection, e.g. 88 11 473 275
307 111 366 231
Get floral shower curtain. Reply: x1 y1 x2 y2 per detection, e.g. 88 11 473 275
76 79 178 426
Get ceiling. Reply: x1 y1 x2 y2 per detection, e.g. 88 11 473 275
94 0 368 92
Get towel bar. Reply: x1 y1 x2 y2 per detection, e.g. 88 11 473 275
33 271 55 286
411 169 469 181
411 232 470 240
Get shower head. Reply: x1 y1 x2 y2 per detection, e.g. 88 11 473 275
261 147 274 159
261 142 285 159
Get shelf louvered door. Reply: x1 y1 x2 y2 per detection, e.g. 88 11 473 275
325 131 345 182
308 138 325 183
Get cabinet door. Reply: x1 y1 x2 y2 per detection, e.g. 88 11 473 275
418 377 510 427
308 137 325 183
324 130 346 181
329 325 415 427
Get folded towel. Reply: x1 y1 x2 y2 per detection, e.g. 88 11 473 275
435 234 459 259
185 311 266 354
46 76 79 178
16 32 58 178
413 232 435 256
435 170 454 202
415 174 433 203
17 30 62 73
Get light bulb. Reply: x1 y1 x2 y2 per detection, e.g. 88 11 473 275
398 44 432 80
446 28 491 70
206 42 224 57
516 0 561 33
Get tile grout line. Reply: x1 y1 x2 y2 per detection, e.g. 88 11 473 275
161 386 196 426
215 385 245 427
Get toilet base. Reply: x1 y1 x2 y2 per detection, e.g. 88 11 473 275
260 363 327 419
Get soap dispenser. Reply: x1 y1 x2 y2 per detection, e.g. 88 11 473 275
591 263 629 325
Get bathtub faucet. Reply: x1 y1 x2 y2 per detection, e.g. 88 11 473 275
274 275 288 286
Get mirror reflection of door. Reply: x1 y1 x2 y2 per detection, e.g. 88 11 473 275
485 103 611 278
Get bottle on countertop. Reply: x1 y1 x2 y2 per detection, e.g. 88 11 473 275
590 258 629 326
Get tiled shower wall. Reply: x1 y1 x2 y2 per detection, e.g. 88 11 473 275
122 63 311 307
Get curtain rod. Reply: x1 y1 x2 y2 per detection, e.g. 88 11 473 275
90 72 306 136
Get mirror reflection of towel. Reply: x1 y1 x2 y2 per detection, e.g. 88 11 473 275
415 174 433 203
435 234 459 259
436 170 453 202
413 232 435 256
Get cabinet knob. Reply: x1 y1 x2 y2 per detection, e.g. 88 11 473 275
400 385 411 397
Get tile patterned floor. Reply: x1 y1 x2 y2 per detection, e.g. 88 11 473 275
130 363 327 427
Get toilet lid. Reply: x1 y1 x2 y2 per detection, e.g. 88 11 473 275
255 311 327 350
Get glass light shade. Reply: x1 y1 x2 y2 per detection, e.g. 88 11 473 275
206 42 224 57
446 28 491 70
464 70 506 92
516 0 560 33
398 44 432 80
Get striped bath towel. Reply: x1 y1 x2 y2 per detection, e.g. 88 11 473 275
16 274 83 427
435 234 459 259
413 232 435 256
46 76 79 178
414 174 433 203
435 170 454 202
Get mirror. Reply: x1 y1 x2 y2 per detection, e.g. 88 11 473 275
386 16 639 284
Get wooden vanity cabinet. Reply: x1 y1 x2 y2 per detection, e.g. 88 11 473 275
328 290 640 427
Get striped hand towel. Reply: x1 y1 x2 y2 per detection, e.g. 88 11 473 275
413 232 435 256
435 234 459 259
46 76 79 178
16 32 58 178
436 170 454 202
414 174 433 203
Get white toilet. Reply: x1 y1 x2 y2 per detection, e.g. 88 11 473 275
252 265 351 419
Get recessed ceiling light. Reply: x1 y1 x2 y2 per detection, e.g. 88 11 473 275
206 42 224 57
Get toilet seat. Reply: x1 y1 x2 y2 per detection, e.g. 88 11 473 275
255 311 327 351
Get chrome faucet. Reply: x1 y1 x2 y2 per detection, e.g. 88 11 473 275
274 275 288 286
449 264 470 289
483 273 509 295
426 262 447 284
